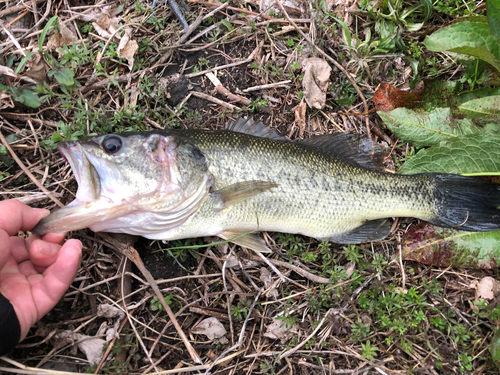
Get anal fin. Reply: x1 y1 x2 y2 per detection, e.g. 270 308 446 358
329 219 392 244
211 181 278 210
220 231 272 253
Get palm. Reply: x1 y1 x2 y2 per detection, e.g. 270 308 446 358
0 200 81 341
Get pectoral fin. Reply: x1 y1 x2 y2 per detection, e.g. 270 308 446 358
329 219 392 244
220 231 272 253
211 181 278 210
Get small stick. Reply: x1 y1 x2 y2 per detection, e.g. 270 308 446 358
250 255 330 284
203 293 261 375
0 130 64 207
279 309 334 359
0 0 46 17
185 59 253 78
243 80 292 93
190 91 240 110
99 233 202 364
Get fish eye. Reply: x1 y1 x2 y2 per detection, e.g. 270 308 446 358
102 136 122 154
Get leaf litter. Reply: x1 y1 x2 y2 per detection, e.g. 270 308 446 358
1 0 500 373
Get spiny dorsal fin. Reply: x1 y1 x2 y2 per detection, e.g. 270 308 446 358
329 219 392 244
211 181 279 211
220 231 272 253
226 117 286 140
299 132 387 171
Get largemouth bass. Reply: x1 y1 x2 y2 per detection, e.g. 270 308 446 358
34 118 500 252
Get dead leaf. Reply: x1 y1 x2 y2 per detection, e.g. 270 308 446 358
129 85 139 107
117 28 138 71
259 0 306 16
0 65 16 78
52 331 106 365
260 267 278 298
470 277 500 300
192 317 227 341
301 58 331 110
0 91 14 109
91 14 121 40
97 303 125 319
294 101 306 138
96 14 111 30
264 317 298 342
92 21 112 39
24 54 47 84
47 20 78 51
373 82 421 112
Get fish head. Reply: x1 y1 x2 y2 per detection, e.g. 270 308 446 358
34 132 212 235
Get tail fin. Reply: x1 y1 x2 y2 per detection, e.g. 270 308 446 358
429 174 500 231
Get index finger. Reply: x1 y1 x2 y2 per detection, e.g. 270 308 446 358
0 200 50 236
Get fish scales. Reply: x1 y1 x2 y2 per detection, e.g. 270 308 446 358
162 129 437 241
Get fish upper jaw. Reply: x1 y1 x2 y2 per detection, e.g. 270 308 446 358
59 141 101 203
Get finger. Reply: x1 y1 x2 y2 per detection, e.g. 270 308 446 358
31 239 82 318
42 232 67 245
29 239 60 270
10 236 30 264
0 200 49 236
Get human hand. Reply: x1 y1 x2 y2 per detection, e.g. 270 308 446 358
0 200 82 341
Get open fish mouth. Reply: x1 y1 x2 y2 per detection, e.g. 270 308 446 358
33 142 116 235
59 141 102 203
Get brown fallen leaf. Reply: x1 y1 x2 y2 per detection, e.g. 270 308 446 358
259 0 305 16
259 267 278 298
301 58 331 110
0 91 15 109
264 316 299 342
373 82 421 112
192 317 227 341
117 28 138 71
47 19 78 51
294 101 307 138
24 54 48 84
470 277 500 300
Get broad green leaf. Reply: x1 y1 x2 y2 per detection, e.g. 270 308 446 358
50 67 74 86
425 19 500 72
458 95 500 118
0 154 12 167
5 134 19 144
398 132 500 175
456 86 500 105
487 0 500 40
490 328 500 364
403 223 500 268
38 16 58 53
417 80 500 109
18 89 41 108
0 135 18 166
419 79 462 109
9 87 41 108
378 107 479 148
221 19 233 32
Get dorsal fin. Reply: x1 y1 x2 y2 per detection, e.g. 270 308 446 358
299 132 386 171
226 117 286 140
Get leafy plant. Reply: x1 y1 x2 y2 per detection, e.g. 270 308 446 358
425 16 500 73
